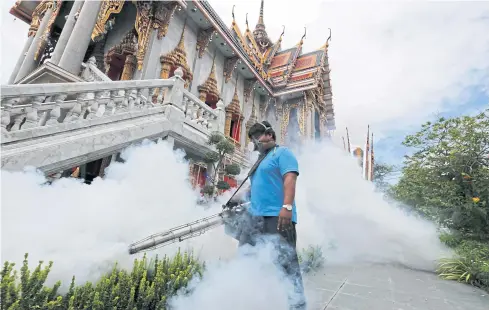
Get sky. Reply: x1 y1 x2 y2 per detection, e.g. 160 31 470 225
1 0 489 169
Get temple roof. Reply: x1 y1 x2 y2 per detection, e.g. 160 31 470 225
228 1 332 97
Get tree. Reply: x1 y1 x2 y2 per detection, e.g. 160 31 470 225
372 162 395 192
392 109 489 239
201 132 241 198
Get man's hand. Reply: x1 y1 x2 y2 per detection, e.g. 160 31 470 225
277 207 292 231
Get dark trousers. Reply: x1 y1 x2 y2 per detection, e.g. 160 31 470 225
237 213 307 310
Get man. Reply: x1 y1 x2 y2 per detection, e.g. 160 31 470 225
235 120 307 310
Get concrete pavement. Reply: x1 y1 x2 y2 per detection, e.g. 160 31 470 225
303 264 488 310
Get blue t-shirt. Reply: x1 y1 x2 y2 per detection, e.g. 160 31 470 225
249 146 299 223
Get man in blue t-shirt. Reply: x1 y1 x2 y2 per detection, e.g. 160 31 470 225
235 120 306 310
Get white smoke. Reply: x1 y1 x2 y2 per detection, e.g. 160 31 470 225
293 140 450 270
1 137 450 309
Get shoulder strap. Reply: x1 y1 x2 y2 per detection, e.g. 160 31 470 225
223 148 272 208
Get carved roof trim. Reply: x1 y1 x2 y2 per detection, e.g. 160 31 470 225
92 0 125 41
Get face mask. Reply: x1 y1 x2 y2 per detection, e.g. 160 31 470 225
247 140 256 152
251 137 264 153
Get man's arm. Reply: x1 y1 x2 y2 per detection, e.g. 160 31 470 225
283 172 297 205
277 148 299 229
279 148 300 204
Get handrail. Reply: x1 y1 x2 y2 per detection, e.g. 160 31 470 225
1 78 176 100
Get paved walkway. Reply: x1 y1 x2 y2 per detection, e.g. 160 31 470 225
304 264 488 310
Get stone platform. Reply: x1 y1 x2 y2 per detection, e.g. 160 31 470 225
304 264 488 310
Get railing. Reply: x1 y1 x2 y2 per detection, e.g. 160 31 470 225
181 89 218 132
0 79 173 134
80 57 112 82
1 68 224 138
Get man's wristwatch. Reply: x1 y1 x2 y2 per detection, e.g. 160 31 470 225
283 204 293 211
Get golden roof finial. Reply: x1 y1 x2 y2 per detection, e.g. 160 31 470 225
299 27 307 45
279 25 285 42
245 13 249 31
232 5 236 23
320 28 332 50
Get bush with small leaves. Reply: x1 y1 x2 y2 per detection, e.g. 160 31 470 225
203 133 241 198
225 163 241 176
1 250 204 310
297 245 325 274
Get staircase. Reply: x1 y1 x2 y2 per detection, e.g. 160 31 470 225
1 67 227 174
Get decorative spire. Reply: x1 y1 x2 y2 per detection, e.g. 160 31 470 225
198 52 220 104
226 74 242 115
177 17 187 50
253 0 272 53
159 17 193 86
246 94 258 129
256 0 265 28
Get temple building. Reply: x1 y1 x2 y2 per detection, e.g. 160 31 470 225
3 0 335 188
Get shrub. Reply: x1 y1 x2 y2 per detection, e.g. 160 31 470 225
1 250 204 310
437 236 489 291
298 245 325 274
203 133 241 198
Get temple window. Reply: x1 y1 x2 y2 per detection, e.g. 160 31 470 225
225 86 244 145
104 30 138 81
189 162 207 189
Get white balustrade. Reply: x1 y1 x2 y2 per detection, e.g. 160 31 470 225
181 89 219 133
1 79 174 134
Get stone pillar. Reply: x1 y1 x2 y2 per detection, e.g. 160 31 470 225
152 61 172 102
214 99 226 134
8 35 35 84
162 67 185 122
58 0 103 75
133 30 158 80
50 0 84 65
165 136 175 149
14 7 54 83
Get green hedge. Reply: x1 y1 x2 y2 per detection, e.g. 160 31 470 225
1 250 204 310
1 245 326 310
437 233 489 291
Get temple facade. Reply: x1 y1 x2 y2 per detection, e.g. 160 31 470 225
2 0 335 186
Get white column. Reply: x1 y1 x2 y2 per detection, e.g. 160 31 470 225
50 0 85 65
8 35 35 84
14 7 54 83
58 0 103 75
